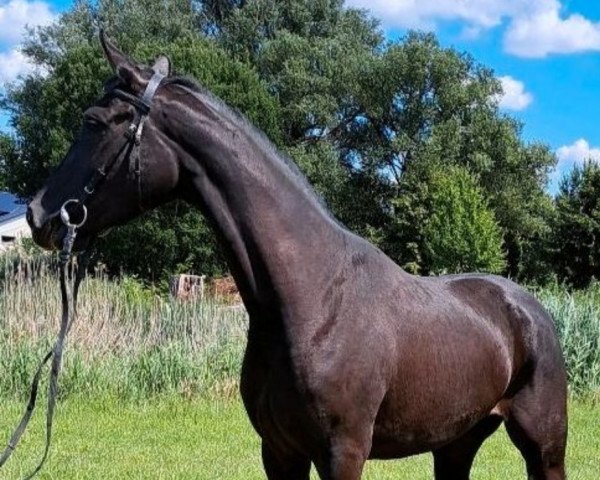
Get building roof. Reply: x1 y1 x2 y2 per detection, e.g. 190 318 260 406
0 192 27 225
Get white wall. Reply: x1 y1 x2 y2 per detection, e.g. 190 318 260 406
0 215 31 251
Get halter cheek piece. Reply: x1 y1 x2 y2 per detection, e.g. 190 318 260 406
60 71 165 231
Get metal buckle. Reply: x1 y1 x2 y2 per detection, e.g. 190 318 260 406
59 199 87 264
60 199 88 228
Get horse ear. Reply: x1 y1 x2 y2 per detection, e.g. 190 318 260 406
99 30 131 72
152 55 171 76
99 29 145 91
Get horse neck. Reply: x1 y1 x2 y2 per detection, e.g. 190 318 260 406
161 84 347 317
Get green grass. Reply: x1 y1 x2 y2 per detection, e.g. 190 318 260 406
0 397 598 479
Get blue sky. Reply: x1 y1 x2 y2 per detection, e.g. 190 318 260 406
2 0 600 192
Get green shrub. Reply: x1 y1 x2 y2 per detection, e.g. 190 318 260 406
423 166 506 274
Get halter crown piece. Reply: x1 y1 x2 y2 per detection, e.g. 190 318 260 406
117 71 165 144
0 70 166 480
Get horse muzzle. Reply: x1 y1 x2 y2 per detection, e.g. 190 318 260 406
28 218 62 251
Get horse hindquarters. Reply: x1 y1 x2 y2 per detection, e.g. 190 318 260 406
447 281 571 480
504 303 568 479
441 275 568 479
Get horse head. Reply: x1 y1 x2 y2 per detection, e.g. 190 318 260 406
27 31 178 250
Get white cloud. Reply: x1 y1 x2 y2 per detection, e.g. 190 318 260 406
504 8 600 58
345 0 517 30
550 139 600 191
0 1 55 88
0 48 38 84
347 0 600 58
556 139 600 170
346 0 508 30
496 76 533 111
0 0 55 45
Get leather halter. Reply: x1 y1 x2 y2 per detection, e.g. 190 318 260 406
78 71 165 212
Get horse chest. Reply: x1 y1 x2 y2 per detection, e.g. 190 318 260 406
240 339 319 455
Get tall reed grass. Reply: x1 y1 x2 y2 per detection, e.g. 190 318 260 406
0 251 599 400
0 252 247 400
534 285 600 395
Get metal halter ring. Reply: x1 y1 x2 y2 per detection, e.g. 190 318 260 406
59 199 88 228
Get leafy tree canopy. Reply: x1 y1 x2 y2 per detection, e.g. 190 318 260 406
203 5 557 278
552 162 600 288
0 0 281 281
0 0 559 284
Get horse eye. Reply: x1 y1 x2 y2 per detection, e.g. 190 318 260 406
84 116 106 129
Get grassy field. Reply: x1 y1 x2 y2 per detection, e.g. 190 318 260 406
0 397 598 479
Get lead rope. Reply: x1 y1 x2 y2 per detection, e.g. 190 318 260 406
0 200 89 479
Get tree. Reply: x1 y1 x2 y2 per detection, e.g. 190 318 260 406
2 1 281 196
202 10 556 279
1 0 558 284
422 166 506 274
552 162 600 288
344 32 555 279
198 0 389 240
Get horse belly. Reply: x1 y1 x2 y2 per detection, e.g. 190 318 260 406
370 335 511 458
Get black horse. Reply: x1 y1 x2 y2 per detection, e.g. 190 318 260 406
27 33 567 480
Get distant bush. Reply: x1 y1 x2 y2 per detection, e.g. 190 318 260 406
423 166 506 274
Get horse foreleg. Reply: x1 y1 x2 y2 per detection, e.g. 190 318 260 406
261 442 311 480
313 435 370 480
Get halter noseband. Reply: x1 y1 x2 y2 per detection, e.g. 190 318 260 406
72 71 166 216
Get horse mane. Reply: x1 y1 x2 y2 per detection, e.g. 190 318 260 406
163 75 338 221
